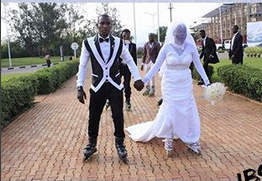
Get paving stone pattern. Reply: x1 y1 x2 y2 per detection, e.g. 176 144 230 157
1 71 262 181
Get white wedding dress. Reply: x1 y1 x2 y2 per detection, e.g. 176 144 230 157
126 42 209 144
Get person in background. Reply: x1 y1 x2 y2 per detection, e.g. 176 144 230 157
45 54 52 67
229 25 243 65
105 29 137 111
119 29 137 111
141 33 161 97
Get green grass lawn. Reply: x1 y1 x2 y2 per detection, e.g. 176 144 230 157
1 56 73 68
1 72 33 82
211 57 262 82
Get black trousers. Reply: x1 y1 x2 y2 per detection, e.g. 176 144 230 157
203 58 210 81
119 64 131 100
88 83 124 139
232 56 243 65
46 60 51 67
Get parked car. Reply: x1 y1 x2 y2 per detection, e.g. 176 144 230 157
216 39 231 50
216 40 248 50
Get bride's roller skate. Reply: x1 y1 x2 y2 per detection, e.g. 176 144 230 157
83 137 97 161
148 87 155 97
163 138 173 157
143 86 150 96
188 142 201 155
115 137 128 164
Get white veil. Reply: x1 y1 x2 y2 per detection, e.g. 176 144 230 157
159 21 197 77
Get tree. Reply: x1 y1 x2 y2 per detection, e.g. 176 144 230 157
1 40 30 59
189 26 200 43
11 3 69 56
96 3 123 37
70 4 97 43
7 3 124 58
157 26 168 43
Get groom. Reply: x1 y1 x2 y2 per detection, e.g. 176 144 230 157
76 14 144 163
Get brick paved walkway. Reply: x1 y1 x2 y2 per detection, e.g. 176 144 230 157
1 71 262 181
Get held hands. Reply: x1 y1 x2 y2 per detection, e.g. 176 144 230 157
134 80 144 91
77 87 87 104
140 65 144 71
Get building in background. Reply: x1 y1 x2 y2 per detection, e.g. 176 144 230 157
194 3 262 45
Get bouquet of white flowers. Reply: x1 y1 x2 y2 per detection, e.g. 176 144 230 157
204 82 226 105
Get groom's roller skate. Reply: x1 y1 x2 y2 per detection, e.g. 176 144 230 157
188 142 201 155
163 138 173 157
105 100 110 110
83 137 97 161
115 137 128 164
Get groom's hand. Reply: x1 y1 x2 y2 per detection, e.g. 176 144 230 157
140 65 144 71
77 86 86 104
134 80 144 91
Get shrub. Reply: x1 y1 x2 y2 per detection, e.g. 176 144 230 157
1 79 37 127
137 47 143 58
34 70 57 94
34 60 79 94
244 47 262 58
1 60 79 128
218 65 262 102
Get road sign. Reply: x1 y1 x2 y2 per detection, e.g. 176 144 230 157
71 42 79 50
71 42 79 59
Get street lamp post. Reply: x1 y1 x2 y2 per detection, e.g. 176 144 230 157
133 2 137 44
145 12 157 33
168 3 174 23
157 3 160 43
219 4 223 43
4 3 12 67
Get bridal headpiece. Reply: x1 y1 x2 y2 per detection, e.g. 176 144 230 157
164 21 196 50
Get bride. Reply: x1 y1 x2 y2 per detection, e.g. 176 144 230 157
126 22 210 156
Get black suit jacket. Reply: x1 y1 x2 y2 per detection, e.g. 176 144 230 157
229 32 243 64
128 42 137 65
200 37 219 64
120 42 137 65
200 36 218 63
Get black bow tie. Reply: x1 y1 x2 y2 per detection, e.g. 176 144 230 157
99 38 109 43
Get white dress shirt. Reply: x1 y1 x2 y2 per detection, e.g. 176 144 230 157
122 41 130 65
230 32 238 50
202 36 207 47
98 35 110 62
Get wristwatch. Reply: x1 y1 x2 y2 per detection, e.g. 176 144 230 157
77 86 83 91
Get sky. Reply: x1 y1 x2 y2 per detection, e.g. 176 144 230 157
1 2 221 47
